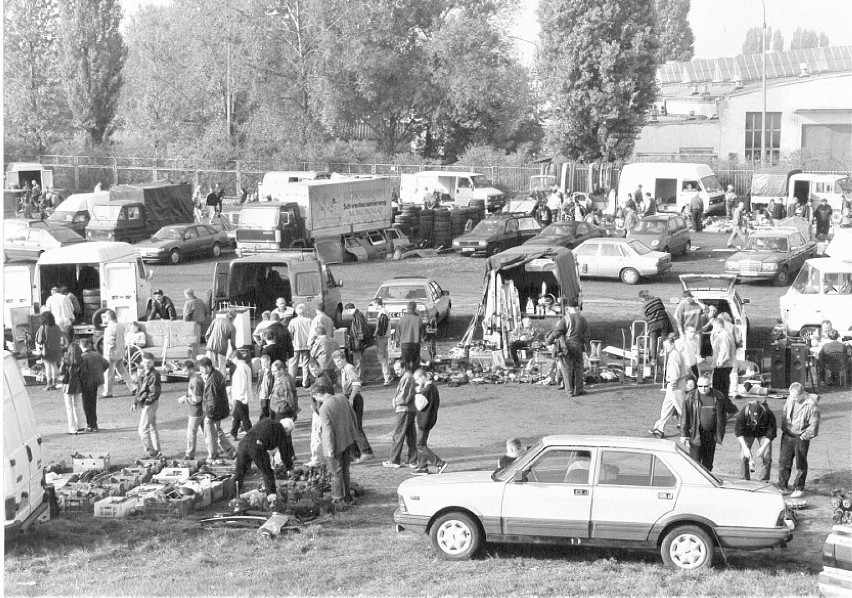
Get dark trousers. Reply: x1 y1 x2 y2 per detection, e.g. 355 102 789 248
648 329 662 369
712 366 733 397
81 384 99 429
778 433 810 490
691 209 703 231
234 440 275 495
351 392 373 456
400 343 421 373
740 436 773 481
689 428 718 471
259 399 270 419
230 402 252 436
328 445 353 501
416 426 440 469
558 341 584 393
389 411 417 465
271 410 296 460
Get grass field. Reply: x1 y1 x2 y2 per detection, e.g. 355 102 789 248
5 369 850 596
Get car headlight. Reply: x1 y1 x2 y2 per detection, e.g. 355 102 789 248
651 240 660 247
478 240 487 247
725 261 739 270
452 240 460 247
762 263 778 271
397 493 407 513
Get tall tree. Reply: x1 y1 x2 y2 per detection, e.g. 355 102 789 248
538 0 659 161
742 26 770 55
772 29 784 52
790 27 827 50
58 0 127 145
654 0 694 62
3 0 67 153
818 32 830 47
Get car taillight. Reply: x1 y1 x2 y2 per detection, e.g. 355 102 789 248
5 496 17 520
397 494 407 513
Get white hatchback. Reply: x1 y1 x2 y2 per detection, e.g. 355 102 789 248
394 436 794 570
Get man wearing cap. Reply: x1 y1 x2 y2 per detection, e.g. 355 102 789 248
288 304 313 387
233 417 294 496
333 350 374 462
545 300 589 397
778 382 820 498
182 289 209 328
372 298 393 386
144 289 177 321
674 291 705 338
316 380 360 506
649 334 685 439
132 352 163 459
345 302 373 378
205 309 237 375
680 374 727 471
396 301 423 374
638 290 672 370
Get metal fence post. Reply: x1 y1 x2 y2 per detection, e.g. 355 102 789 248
74 155 80 190
236 160 242 195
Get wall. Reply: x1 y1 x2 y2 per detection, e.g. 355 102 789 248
633 120 721 156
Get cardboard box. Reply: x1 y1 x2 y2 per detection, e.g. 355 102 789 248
72 454 111 473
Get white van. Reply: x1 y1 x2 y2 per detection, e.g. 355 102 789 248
4 352 49 539
257 171 331 202
399 171 505 211
789 173 852 213
780 257 852 336
617 163 726 215
46 191 110 236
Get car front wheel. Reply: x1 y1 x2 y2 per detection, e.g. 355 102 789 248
773 267 789 287
429 512 481 561
212 242 222 258
169 249 181 265
620 267 640 285
661 525 714 571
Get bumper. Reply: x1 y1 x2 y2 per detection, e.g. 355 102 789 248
456 246 488 256
139 253 168 262
726 270 776 281
714 525 793 550
818 568 852 598
393 510 430 534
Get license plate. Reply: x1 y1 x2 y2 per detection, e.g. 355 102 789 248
389 312 403 318
461 247 475 252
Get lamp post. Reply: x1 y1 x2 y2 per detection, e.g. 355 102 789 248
760 0 768 166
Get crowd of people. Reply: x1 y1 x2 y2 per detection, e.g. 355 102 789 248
13 179 61 220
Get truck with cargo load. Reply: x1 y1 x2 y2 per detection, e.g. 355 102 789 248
47 191 111 236
85 181 194 244
235 177 394 262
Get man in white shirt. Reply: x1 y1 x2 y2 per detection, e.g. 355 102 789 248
102 310 136 398
288 303 313 387
650 334 686 438
229 351 254 440
44 286 75 337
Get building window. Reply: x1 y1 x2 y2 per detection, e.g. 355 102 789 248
745 112 781 164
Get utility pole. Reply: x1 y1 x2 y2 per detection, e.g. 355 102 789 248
226 41 232 139
760 0 768 166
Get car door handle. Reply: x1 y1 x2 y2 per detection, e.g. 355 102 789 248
657 492 674 500
574 489 589 496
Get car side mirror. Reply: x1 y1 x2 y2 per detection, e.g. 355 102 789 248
742 298 750 304
147 270 154 281
512 470 527 483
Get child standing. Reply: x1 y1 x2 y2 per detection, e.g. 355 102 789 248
179 360 205 460
133 352 162 459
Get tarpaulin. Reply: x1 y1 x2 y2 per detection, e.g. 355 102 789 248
109 181 193 228
750 169 801 197
484 245 581 305
774 215 812 240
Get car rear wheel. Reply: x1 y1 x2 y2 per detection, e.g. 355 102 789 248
429 512 481 561
661 525 714 571
773 267 789 287
620 267 640 285
169 249 181 265
212 242 222 258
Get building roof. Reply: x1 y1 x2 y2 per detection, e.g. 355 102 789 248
658 46 852 87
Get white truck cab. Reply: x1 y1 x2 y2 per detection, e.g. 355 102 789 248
617 163 725 216
780 257 852 336
400 171 505 211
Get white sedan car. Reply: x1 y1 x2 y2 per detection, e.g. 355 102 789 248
394 436 794 570
572 238 671 284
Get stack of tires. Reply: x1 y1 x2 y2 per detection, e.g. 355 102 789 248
469 199 487 220
433 209 452 248
451 209 469 241
418 208 434 245
393 204 421 236
82 289 101 324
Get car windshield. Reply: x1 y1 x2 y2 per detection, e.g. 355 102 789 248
492 440 544 481
473 220 506 234
701 175 723 194
92 205 123 221
745 236 787 252
470 175 494 188
628 240 654 255
240 206 288 228
540 223 576 236
48 228 82 242
376 285 427 301
48 211 74 223
153 227 186 240
791 263 831 294
634 220 667 234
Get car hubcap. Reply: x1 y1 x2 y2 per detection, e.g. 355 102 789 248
437 520 472 555
213 245 221 256
670 533 706 569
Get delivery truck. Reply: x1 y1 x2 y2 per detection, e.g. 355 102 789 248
235 177 393 262
399 171 505 212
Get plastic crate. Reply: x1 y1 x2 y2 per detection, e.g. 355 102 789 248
126 483 169 498
94 496 140 518
119 467 154 485
153 467 191 484
141 495 196 517
73 454 111 473
199 460 235 476
133 458 165 473
58 494 98 514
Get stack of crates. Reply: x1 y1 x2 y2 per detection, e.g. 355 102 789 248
94 496 141 518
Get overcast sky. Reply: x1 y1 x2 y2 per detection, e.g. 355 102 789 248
121 0 852 61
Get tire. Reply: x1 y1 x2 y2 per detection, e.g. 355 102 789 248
660 525 714 571
773 267 789 287
429 512 481 561
169 249 181 265
92 308 109 330
620 267 640 285
212 242 222 258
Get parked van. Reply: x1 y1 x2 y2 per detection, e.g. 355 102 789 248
212 250 344 324
400 171 505 212
257 171 332 202
4 242 153 337
46 192 110 236
4 162 54 191
749 168 801 211
617 163 725 215
780 250 852 336
789 173 852 213
4 351 49 540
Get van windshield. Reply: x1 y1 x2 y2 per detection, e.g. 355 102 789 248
791 264 821 294
471 175 494 188
837 177 852 194
240 206 288 228
48 210 76 223
92 205 123 221
701 175 723 195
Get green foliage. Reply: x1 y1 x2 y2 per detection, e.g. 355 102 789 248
653 0 694 62
3 0 67 153
742 26 783 55
538 0 660 162
58 0 128 145
790 27 829 50
772 29 784 52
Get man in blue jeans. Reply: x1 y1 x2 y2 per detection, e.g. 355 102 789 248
383 360 417 468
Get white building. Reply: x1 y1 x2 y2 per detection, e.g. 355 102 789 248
634 46 852 166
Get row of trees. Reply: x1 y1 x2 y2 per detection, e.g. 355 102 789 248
4 0 697 164
742 26 830 56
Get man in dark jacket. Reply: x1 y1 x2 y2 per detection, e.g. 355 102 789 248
734 398 777 481
412 369 447 475
144 289 178 321
533 199 552 227
396 301 423 373
345 302 372 378
545 301 589 396
680 375 727 471
814 198 833 239
316 381 360 506
639 289 672 370
133 352 163 458
199 356 235 460
79 338 109 432
233 418 293 496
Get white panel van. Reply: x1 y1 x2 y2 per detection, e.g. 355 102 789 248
617 163 726 215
